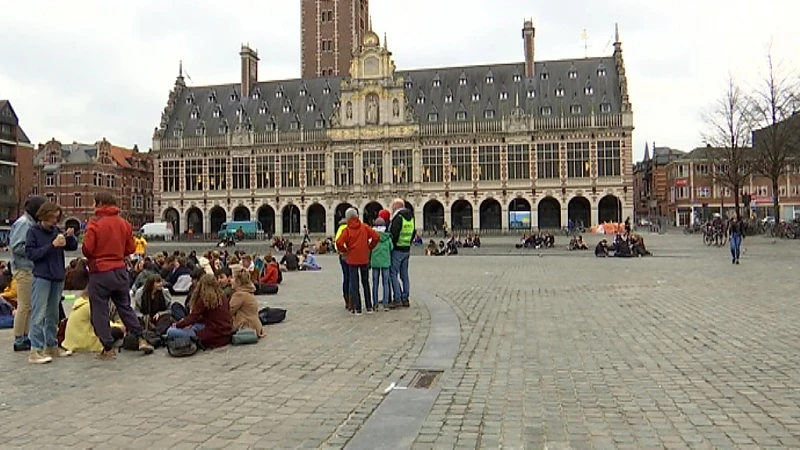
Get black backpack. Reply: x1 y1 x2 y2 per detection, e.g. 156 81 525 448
258 307 287 325
167 336 199 357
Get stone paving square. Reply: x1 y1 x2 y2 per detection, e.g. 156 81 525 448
1 233 799 449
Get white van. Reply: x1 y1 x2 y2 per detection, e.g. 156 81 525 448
139 222 173 240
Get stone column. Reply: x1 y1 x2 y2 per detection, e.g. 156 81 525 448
203 209 211 235
561 204 569 229
501 205 509 231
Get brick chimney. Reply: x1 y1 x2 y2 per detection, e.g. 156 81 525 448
522 20 535 78
240 44 259 97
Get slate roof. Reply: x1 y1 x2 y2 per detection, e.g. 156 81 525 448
0 99 31 143
162 57 622 138
33 142 137 166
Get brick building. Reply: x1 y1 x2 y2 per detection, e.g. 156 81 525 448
32 138 154 229
0 100 34 241
301 0 369 78
667 146 800 226
632 142 684 222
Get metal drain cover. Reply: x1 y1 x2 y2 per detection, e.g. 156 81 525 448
410 370 443 389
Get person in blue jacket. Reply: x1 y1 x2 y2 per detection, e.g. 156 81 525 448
25 202 78 364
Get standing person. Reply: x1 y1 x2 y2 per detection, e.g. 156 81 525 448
134 233 147 259
334 218 351 311
302 225 310 244
335 208 379 315
728 215 745 265
388 198 415 308
25 202 78 363
82 193 153 359
370 217 393 311
8 195 46 352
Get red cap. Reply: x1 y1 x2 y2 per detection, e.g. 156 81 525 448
378 210 391 222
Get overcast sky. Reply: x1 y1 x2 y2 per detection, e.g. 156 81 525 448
1 0 798 162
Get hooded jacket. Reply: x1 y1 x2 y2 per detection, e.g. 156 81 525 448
369 226 393 269
62 295 123 353
82 206 136 273
335 217 380 266
389 208 416 252
25 223 78 281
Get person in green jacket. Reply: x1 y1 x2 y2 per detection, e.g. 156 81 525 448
369 218 393 311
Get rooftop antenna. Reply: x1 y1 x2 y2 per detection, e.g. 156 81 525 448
581 29 589 58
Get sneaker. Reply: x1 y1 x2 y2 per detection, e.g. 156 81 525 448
45 346 73 358
98 348 117 360
382 305 390 312
388 303 399 310
28 349 53 364
13 339 31 352
402 302 410 308
366 308 374 314
355 310 363 316
735 260 740 265
138 339 155 355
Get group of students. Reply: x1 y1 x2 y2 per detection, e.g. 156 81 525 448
594 233 652 257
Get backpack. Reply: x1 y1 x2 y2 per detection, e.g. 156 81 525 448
167 336 199 357
258 307 287 325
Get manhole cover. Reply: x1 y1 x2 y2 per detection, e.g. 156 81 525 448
410 370 443 389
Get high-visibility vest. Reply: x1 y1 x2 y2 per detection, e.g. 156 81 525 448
397 217 415 247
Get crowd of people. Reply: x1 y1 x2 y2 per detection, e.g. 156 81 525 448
515 232 556 249
425 234 482 256
594 232 652 257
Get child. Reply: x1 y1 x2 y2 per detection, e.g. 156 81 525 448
168 274 233 349
370 218 393 311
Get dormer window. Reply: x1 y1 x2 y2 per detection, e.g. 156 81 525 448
570 104 582 115
185 94 194 105
584 86 594 95
432 79 441 88
195 126 205 136
485 76 494 84
417 96 425 105
275 90 283 98
540 106 552 116
258 105 267 115
173 127 183 138
472 93 481 102
230 93 238 102
484 109 495 119
540 72 549 80
513 74 522 82
323 86 331 94
405 80 413 89
428 112 438 122
456 111 467 121
299 88 307 97
251 89 261 100
600 103 612 113
568 70 578 79
500 92 508 100
266 122 276 132
444 94 453 104
282 104 291 113
315 119 325 129
190 109 199 120
555 88 565 97
597 68 607 77
235 107 243 117
219 123 229 134
459 77 467 86
307 103 315 112
212 106 222 118
527 90 536 99
208 92 217 103
290 121 299 130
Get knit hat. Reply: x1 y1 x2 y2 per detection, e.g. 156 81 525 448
374 218 386 227
378 210 391 223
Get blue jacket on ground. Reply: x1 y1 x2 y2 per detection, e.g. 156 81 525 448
25 224 78 281
9 213 36 272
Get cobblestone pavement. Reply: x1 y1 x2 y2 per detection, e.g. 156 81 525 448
2 232 800 449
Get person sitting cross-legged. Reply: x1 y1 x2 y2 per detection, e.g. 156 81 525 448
167 274 233 349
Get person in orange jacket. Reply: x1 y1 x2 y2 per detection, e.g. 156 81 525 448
335 208 379 315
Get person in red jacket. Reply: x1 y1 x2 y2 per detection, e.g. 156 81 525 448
82 193 153 359
259 258 280 285
335 208 379 315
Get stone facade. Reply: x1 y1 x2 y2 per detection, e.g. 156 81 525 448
152 24 634 236
0 100 34 236
301 0 369 79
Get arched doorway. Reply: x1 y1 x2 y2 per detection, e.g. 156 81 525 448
451 200 473 230
479 198 502 230
567 196 591 228
257 205 275 237
598 195 622 223
163 208 180 235
64 218 80 232
232 205 251 222
363 201 383 226
537 197 561 229
334 202 353 230
209 206 226 235
307 203 326 233
508 198 531 230
282 204 301 234
423 200 445 231
186 207 203 235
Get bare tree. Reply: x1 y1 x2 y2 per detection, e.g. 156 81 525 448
749 52 800 223
702 75 753 219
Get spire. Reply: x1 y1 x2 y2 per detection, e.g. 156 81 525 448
369 15 373 31
176 59 186 86
384 32 388 49
643 142 650 161
614 22 620 43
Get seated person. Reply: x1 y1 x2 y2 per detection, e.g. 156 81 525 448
227 256 243 277
280 248 300 272
0 262 10 292
229 271 264 338
260 257 282 285
594 239 610 257
613 236 632 257
132 274 174 331
173 267 207 320
630 233 652 257
446 238 459 255
473 235 482 248
301 249 321 271
0 272 17 308
413 234 424 246
569 235 588 250
165 257 193 295
463 236 474 248
215 267 235 299
62 261 125 353
168 274 233 349
426 239 438 256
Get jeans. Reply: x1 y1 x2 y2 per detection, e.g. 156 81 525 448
29 277 64 350
167 323 205 339
730 233 742 261
349 264 371 312
389 251 411 304
12 269 32 341
339 256 351 299
371 268 390 307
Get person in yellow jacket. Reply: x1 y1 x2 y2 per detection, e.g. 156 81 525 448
0 277 18 308
62 265 125 353
134 234 148 257
334 218 351 311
